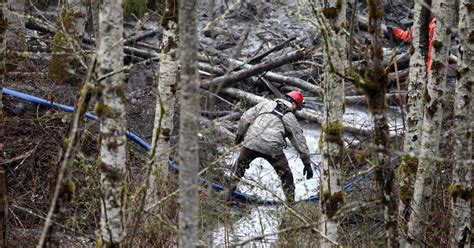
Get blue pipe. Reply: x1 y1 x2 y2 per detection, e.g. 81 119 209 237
3 87 375 205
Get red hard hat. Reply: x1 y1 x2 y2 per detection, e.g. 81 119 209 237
286 91 304 107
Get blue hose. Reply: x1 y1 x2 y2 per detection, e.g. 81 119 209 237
3 87 375 205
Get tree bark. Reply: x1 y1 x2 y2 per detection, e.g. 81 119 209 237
365 1 398 246
0 0 6 119
201 49 309 89
178 0 200 247
146 0 179 212
450 0 472 247
398 1 431 245
222 57 320 93
97 0 127 245
406 0 455 245
318 1 346 246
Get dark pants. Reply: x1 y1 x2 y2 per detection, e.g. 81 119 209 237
231 147 295 202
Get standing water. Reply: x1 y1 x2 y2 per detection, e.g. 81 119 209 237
210 105 403 246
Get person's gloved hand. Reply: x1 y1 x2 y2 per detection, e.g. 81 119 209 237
302 159 313 179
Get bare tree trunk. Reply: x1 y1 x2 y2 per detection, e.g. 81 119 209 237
450 0 472 247
146 0 179 212
318 0 346 246
406 0 455 245
365 1 398 246
178 0 200 247
90 0 100 37
398 1 431 245
97 0 127 245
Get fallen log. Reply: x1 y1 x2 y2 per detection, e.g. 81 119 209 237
201 110 236 119
220 87 371 136
306 92 406 106
282 68 316 78
199 61 297 99
201 49 308 89
223 57 321 94
214 112 242 122
246 36 298 65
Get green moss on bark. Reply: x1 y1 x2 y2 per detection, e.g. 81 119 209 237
432 40 443 53
430 60 444 72
449 184 472 201
322 120 344 136
94 102 111 118
401 155 418 175
399 184 413 205
322 190 344 218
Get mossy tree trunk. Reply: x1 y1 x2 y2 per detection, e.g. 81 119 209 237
178 0 200 247
96 0 127 245
398 0 431 245
406 0 455 246
48 0 87 83
0 0 6 120
318 0 346 246
450 0 472 247
365 0 398 246
146 0 179 212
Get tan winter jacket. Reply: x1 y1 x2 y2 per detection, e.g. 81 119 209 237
236 99 311 162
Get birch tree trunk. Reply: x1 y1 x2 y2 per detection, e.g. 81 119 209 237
406 0 455 245
450 0 472 246
178 0 200 247
97 0 127 245
318 0 346 246
365 1 398 246
146 0 179 212
398 1 431 245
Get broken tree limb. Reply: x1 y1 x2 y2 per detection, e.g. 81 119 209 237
260 76 284 98
198 62 225 75
199 117 236 142
214 112 242 122
199 62 289 98
201 49 309 89
219 87 371 136
201 110 236 119
26 17 159 46
246 36 297 64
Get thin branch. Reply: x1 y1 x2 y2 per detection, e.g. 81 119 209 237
37 55 97 248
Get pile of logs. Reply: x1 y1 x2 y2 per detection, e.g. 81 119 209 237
21 15 414 137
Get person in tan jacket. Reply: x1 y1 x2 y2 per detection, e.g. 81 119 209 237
231 91 313 203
